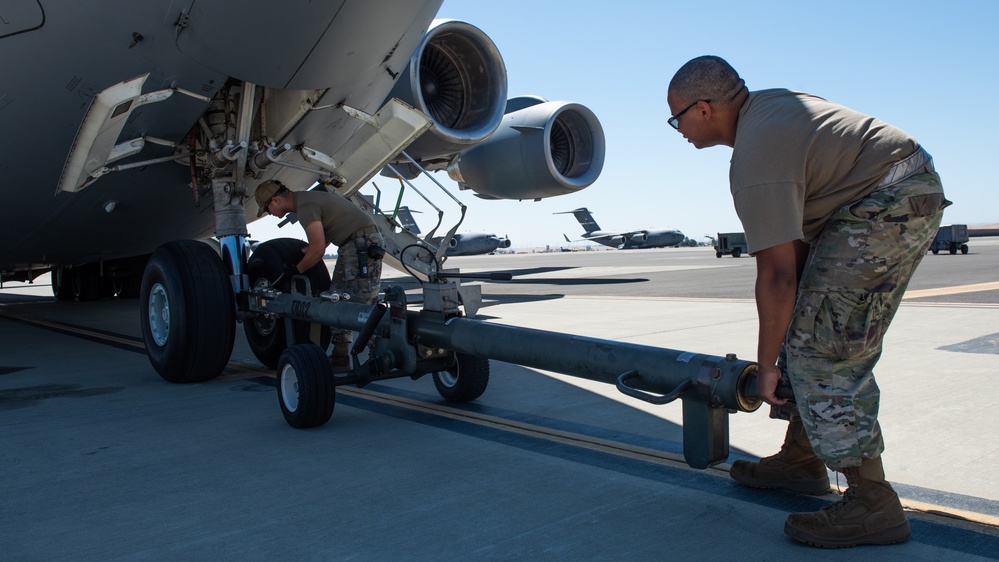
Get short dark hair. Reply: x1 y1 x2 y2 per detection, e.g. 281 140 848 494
669 55 746 107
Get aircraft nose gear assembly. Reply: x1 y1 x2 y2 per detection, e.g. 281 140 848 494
248 274 764 470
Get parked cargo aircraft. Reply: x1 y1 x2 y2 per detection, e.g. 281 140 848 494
0 1 605 383
395 207 511 256
557 208 685 249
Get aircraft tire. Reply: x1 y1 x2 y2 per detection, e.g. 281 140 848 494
244 238 332 368
72 263 103 301
433 353 489 402
140 240 236 384
51 267 75 301
277 344 336 428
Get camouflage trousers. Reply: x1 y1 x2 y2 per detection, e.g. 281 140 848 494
784 171 947 470
331 225 384 345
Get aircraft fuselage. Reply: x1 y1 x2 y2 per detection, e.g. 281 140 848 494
583 229 686 249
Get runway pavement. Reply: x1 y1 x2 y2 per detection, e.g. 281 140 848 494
1 240 997 560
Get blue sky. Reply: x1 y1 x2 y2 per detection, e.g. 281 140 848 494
250 0 998 248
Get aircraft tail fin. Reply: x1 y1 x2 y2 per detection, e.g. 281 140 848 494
396 206 421 234
554 207 600 233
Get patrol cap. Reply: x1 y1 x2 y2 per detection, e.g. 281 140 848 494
254 180 284 217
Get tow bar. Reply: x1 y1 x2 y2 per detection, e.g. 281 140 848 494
247 276 763 469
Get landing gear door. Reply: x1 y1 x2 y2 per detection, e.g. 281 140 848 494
329 99 432 197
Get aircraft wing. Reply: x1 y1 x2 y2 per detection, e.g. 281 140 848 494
567 230 644 242
604 230 647 238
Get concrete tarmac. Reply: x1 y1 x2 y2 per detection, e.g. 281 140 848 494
1 240 997 560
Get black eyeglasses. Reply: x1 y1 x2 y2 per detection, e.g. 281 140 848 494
668 99 711 130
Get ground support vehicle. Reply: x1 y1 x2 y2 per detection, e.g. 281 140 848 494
714 232 748 258
930 224 969 255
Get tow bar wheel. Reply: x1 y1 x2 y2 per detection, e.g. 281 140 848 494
433 353 490 402
277 344 336 428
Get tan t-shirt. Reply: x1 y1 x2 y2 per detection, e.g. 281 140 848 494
293 190 374 247
730 89 920 253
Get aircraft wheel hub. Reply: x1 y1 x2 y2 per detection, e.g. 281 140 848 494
148 282 170 346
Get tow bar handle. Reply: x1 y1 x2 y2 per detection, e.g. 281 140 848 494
615 370 692 405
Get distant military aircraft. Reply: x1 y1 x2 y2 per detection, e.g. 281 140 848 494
557 208 686 249
0 1 605 384
395 207 511 256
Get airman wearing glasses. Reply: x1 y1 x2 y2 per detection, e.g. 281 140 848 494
667 55 947 548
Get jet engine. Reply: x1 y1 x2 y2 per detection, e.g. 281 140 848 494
387 19 508 159
630 233 648 244
498 237 512 249
445 98 605 200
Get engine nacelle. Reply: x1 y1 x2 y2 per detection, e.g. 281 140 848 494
498 237 512 249
387 19 508 160
446 99 605 200
630 233 648 244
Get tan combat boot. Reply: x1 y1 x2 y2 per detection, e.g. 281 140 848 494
329 340 351 373
730 417 830 495
784 456 910 548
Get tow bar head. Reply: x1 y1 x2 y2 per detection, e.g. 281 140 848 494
615 356 762 469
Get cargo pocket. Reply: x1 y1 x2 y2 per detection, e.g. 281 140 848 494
790 290 886 361
835 290 888 359
909 192 948 217
805 193 900 294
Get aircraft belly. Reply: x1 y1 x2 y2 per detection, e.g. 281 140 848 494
176 0 443 90
2 167 216 266
0 1 43 39
1 40 222 268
